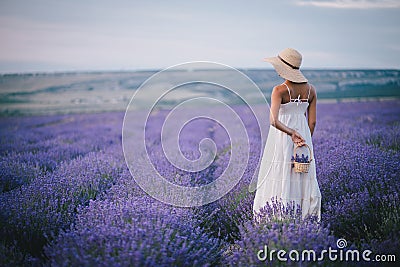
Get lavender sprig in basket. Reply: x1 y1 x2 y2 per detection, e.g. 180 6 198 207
291 144 313 173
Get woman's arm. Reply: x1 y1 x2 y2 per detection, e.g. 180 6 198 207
307 86 317 136
270 85 305 146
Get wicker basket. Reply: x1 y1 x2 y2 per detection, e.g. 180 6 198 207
293 144 313 173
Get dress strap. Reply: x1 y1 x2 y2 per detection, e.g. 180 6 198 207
283 83 292 100
307 84 311 101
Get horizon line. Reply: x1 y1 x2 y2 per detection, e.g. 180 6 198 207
1 67 399 76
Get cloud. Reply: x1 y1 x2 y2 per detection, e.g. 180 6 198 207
296 0 400 9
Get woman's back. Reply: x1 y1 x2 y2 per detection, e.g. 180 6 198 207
280 82 313 105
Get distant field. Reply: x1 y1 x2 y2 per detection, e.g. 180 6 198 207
0 69 399 115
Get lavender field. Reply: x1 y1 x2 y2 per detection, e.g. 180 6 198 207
1 99 399 266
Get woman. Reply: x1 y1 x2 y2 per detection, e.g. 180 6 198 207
253 48 321 221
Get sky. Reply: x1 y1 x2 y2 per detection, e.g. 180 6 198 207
0 0 399 73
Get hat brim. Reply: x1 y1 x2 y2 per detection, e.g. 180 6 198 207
264 56 308 83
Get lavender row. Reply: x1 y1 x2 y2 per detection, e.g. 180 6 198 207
0 112 123 192
0 148 125 257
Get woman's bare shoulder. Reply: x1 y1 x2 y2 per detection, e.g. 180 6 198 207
309 83 316 92
308 83 317 101
272 84 287 95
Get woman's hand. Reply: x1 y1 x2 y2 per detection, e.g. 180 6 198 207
291 130 305 147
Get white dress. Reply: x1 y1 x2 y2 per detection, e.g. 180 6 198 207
253 83 321 220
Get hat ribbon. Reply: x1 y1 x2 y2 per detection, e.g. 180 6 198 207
278 55 299 70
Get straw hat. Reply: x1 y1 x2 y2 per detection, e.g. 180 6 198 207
264 48 308 83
